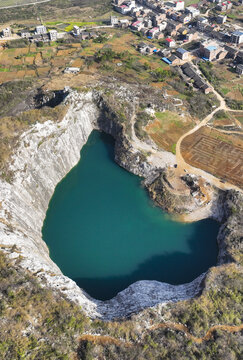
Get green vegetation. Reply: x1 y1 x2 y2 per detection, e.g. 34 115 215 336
65 21 102 32
0 249 241 359
0 80 33 117
6 38 29 48
152 67 174 82
171 143 176 154
0 0 112 24
134 111 152 140
171 79 219 119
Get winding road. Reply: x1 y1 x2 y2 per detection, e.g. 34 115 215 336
175 83 243 193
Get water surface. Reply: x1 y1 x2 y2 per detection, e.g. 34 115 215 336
42 130 219 300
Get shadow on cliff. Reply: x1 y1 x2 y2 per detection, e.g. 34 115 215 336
73 219 219 301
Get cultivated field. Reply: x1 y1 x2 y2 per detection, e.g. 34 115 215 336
181 126 243 189
146 110 195 153
209 110 243 130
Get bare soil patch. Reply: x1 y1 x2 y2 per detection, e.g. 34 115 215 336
181 126 243 189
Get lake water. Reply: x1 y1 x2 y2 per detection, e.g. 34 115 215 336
42 130 219 300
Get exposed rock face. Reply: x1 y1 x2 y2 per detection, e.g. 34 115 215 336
0 89 242 320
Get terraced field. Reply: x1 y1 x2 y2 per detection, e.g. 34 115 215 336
181 126 243 189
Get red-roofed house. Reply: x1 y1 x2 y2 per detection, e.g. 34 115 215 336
131 21 144 31
165 38 176 47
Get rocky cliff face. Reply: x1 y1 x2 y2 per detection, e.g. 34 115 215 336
0 89 241 320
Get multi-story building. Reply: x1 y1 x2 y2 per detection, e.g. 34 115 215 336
165 37 176 47
216 15 227 24
73 26 81 36
21 30 31 38
185 6 200 18
176 47 189 60
200 41 222 61
49 30 58 41
2 28 11 37
36 25 47 35
231 30 243 45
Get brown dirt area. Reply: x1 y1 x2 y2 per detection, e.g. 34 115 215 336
146 111 194 152
181 126 243 189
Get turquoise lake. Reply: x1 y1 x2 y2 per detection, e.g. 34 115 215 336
42 130 219 300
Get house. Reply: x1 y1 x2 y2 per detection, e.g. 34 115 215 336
36 25 47 35
236 64 243 75
178 27 188 36
185 6 200 18
165 1 185 10
167 19 182 32
137 42 149 54
119 19 130 28
152 14 166 26
174 1 185 10
89 32 98 39
236 51 243 64
154 31 164 40
110 16 119 26
21 30 31 38
181 63 212 93
64 67 80 74
178 13 191 24
224 45 239 58
73 26 81 36
216 1 232 10
144 19 153 28
131 20 144 31
200 41 222 61
168 54 180 65
49 30 58 41
80 32 90 40
2 28 11 37
201 83 213 94
30 33 49 43
176 47 189 60
197 17 208 31
165 38 176 47
146 44 157 54
159 21 167 31
185 29 198 42
148 27 159 38
216 15 227 24
231 30 243 45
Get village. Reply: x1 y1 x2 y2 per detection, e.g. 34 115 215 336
0 0 242 92
110 0 243 92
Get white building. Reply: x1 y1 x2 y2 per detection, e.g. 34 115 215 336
185 6 200 18
231 30 243 45
36 25 47 35
49 30 58 41
64 67 80 74
174 0 185 10
2 28 11 37
73 25 81 36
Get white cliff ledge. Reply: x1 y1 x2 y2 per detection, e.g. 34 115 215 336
0 90 212 320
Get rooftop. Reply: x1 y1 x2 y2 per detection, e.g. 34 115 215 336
176 47 187 54
206 45 217 51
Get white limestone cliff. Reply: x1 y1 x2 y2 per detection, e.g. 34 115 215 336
0 90 216 319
